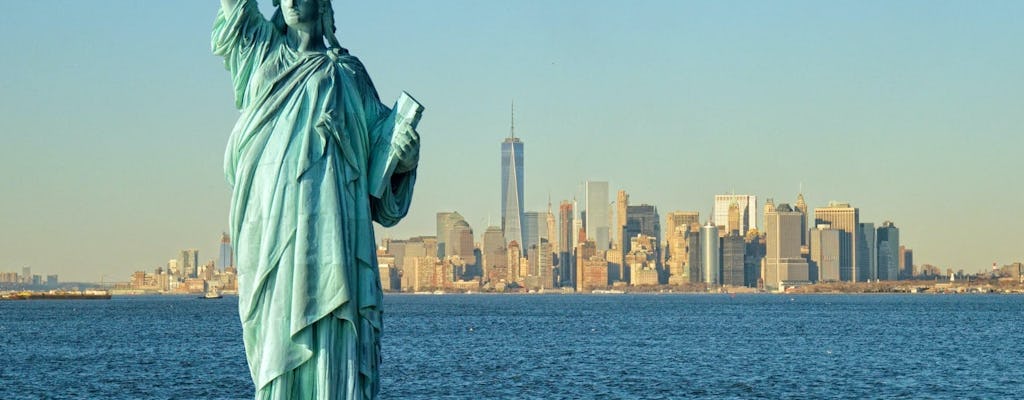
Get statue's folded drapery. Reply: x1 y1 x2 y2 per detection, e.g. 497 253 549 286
212 1 416 398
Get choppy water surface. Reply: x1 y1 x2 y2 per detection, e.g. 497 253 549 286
2 294 1022 399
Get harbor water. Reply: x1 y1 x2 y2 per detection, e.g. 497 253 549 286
1 294 1022 399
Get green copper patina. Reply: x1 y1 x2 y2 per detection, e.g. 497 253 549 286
212 0 421 398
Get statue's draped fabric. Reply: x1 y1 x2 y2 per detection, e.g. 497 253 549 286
213 1 416 398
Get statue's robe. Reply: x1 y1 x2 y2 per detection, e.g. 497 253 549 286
213 1 416 398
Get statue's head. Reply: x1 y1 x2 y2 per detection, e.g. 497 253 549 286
271 0 344 50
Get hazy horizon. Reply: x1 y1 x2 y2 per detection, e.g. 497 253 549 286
1 1 1021 281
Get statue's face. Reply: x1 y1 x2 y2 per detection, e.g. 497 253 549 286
281 0 320 30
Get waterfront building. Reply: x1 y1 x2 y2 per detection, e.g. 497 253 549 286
449 220 476 265
764 204 810 291
0 272 18 283
586 181 610 251
688 228 703 284
899 246 914 279
666 224 692 285
581 257 609 290
575 240 598 291
764 198 775 217
814 202 860 282
858 222 877 281
507 241 522 282
701 221 720 286
435 211 456 257
403 256 443 292
809 225 841 282
481 226 507 283
624 204 661 265
744 230 765 287
522 211 547 253
794 193 809 248
546 203 557 272
219 232 233 269
526 239 555 289
605 248 623 284
379 264 398 291
625 234 659 285
665 212 700 243
572 199 583 250
501 122 525 254
877 222 900 281
610 190 629 282
558 201 574 287
726 201 741 236
394 236 438 279
616 190 629 252
180 249 199 279
714 194 757 235
721 231 745 286
167 259 180 278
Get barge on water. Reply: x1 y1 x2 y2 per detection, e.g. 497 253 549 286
0 290 112 300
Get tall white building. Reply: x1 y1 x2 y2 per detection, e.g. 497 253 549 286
713 195 757 234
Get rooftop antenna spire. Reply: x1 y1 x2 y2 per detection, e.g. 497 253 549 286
510 101 515 139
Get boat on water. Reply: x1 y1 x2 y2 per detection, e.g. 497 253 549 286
199 289 223 299
591 289 626 294
0 290 112 300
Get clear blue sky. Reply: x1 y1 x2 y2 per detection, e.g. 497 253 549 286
1 1 1021 281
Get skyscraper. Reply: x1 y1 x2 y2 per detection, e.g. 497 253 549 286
666 226 691 285
814 202 860 282
794 193 808 247
545 202 557 265
624 204 661 264
180 249 199 279
809 225 840 282
899 246 914 279
858 222 876 281
435 211 464 258
616 190 629 252
586 180 610 251
665 211 700 241
744 230 765 287
713 195 757 235
481 226 506 283
764 204 810 291
501 112 525 254
877 222 900 281
558 201 574 287
219 233 234 270
448 220 475 262
727 201 742 235
701 221 720 286
522 211 546 253
721 232 745 286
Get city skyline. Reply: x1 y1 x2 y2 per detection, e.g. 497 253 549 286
1 2 1022 281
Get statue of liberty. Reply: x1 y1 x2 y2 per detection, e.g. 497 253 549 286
212 0 421 398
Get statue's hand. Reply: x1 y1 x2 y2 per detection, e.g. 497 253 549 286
392 125 420 174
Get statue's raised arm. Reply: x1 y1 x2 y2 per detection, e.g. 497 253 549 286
220 0 241 12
